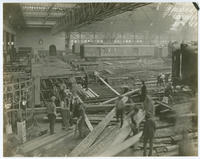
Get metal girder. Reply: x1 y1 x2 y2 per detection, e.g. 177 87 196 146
51 3 150 34
43 4 56 24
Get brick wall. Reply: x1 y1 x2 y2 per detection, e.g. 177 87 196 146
15 28 65 53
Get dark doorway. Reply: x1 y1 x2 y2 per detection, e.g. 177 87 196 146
49 45 56 56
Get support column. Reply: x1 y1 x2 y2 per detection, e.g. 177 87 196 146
34 76 40 106
65 32 71 50
79 32 81 43
93 32 96 43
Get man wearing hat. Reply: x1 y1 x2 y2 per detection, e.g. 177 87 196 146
142 112 156 156
47 96 57 134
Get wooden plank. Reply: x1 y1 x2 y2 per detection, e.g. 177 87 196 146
76 95 93 132
69 108 116 156
101 89 140 104
88 88 99 97
81 126 118 156
99 131 143 156
31 130 74 156
88 127 119 156
94 71 120 96
155 101 172 110
111 109 145 146
20 131 69 154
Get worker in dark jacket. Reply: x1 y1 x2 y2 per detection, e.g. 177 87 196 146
142 113 156 156
72 96 81 118
77 104 86 138
140 81 147 102
115 95 125 128
47 96 57 135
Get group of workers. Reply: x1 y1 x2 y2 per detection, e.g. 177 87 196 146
157 73 170 87
46 73 174 156
46 81 86 138
115 80 156 156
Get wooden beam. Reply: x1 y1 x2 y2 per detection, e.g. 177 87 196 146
110 109 145 147
99 131 143 156
101 89 140 104
155 101 172 110
20 130 72 154
69 108 116 156
31 130 74 156
76 95 93 132
82 126 119 156
94 71 120 96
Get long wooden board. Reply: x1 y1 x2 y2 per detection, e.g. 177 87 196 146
20 131 70 154
95 71 120 96
76 95 93 132
101 89 140 104
30 130 74 156
69 108 116 156
81 126 118 156
155 101 172 110
110 109 145 147
99 131 143 156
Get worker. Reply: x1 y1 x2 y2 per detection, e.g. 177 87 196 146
160 73 165 86
140 81 147 102
52 84 60 107
164 73 170 84
60 81 67 92
142 113 156 156
157 74 161 86
115 95 125 128
60 93 70 130
77 104 86 138
47 96 57 135
72 96 81 118
164 82 173 104
84 73 88 89
130 107 139 135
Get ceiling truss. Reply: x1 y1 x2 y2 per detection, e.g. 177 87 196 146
51 3 150 34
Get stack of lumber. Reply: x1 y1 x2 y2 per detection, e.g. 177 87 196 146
76 84 99 99
69 105 145 157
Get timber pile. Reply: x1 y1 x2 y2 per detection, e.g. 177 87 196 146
76 84 99 99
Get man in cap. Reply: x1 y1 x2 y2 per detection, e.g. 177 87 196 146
47 96 57 134
142 112 156 156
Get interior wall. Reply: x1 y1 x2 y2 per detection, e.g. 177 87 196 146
15 28 65 52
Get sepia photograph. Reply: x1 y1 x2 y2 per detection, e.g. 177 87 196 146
2 2 198 157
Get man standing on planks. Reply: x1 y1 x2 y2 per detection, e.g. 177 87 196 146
47 96 57 135
140 81 147 102
115 95 125 128
141 112 156 156
77 104 86 138
60 91 70 130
